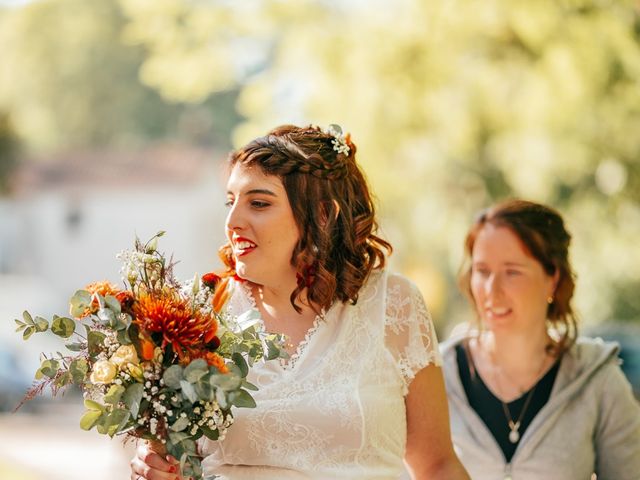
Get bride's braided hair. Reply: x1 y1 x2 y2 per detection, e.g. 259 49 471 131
237 125 350 180
219 124 392 312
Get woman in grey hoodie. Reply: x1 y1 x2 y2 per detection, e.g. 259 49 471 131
442 200 640 480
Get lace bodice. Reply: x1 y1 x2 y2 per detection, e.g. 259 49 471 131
200 270 441 479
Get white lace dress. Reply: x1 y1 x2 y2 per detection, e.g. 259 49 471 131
200 270 441 479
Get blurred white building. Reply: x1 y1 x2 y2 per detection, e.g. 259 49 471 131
0 144 228 366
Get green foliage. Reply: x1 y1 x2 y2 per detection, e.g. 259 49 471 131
0 0 242 153
117 0 640 326
0 112 20 195
51 316 76 338
69 290 91 318
14 233 287 480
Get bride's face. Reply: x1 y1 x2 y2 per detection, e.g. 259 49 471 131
224 164 300 287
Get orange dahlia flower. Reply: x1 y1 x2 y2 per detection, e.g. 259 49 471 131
132 290 218 362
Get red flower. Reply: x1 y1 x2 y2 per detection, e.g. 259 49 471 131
115 291 134 310
201 272 221 289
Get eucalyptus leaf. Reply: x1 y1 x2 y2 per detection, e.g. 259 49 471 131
54 371 72 387
84 399 106 412
241 379 259 391
80 409 103 431
229 389 256 408
70 358 89 384
163 365 183 389
104 384 126 405
180 380 198 403
69 290 92 317
209 372 241 392
265 339 280 360
104 295 121 314
22 326 35 340
65 342 85 352
88 331 106 357
97 307 116 326
170 416 190 432
123 383 144 418
116 329 128 347
38 359 59 378
34 316 49 332
232 352 248 378
200 425 220 441
215 387 228 410
184 359 208 383
168 431 190 443
22 311 34 325
194 381 214 401
51 317 75 338
106 408 130 437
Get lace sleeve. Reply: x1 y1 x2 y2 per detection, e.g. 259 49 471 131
384 273 442 395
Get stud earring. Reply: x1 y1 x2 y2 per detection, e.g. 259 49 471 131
547 296 554 304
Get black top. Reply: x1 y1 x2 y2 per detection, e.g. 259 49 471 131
455 343 560 462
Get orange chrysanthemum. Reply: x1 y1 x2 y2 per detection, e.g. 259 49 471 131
132 290 218 362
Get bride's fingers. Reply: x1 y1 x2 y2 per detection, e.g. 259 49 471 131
131 450 182 480
137 444 177 473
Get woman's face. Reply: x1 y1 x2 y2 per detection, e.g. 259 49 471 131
470 224 557 334
225 163 300 287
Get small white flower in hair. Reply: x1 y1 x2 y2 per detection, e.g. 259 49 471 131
324 124 351 156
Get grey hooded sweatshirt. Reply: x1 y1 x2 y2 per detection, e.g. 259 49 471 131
441 337 640 480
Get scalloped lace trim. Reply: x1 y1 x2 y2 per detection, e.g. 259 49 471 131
241 281 326 370
280 310 325 370
240 281 258 310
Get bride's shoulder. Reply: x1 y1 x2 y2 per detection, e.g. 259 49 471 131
385 271 422 299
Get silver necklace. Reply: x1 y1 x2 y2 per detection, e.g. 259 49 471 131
501 385 537 443
491 352 548 444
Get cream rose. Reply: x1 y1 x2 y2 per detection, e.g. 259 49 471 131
90 360 117 384
109 344 139 368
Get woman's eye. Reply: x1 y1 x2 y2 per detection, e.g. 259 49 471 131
506 269 521 276
224 199 234 207
251 200 270 208
473 267 490 277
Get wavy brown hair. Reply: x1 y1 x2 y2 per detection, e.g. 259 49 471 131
458 199 578 355
219 124 392 313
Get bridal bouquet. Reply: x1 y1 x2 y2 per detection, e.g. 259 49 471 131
14 232 285 479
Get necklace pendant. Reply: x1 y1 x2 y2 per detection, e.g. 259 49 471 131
508 428 520 443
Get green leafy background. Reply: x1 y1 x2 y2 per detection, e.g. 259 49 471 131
1 0 639 336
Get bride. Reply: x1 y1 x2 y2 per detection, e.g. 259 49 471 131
130 124 469 480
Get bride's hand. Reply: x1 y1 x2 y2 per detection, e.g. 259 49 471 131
130 441 185 480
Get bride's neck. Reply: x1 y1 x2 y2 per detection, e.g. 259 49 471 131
251 282 316 322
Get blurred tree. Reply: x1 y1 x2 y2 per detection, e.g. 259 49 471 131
0 0 242 153
0 112 20 194
119 0 640 326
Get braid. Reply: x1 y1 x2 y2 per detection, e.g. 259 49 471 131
237 132 350 179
